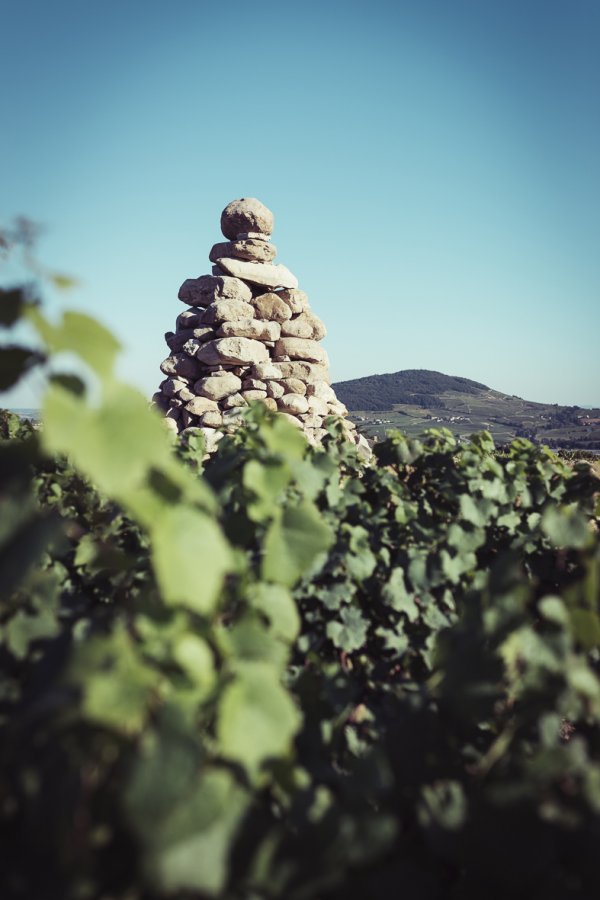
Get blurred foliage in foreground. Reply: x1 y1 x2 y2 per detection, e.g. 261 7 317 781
1 248 600 900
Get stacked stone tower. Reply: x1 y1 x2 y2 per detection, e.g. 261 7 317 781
154 198 366 453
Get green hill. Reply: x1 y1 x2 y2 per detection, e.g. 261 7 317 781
333 369 489 411
333 369 600 450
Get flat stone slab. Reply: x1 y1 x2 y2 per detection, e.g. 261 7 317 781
278 394 309 415
201 298 255 325
273 337 329 365
250 360 331 384
209 239 277 264
216 258 298 290
179 275 252 306
217 318 281 341
196 337 270 366
235 232 271 242
184 396 219 416
194 372 242 400
280 310 326 340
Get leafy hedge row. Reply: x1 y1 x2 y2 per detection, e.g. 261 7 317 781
1 280 600 899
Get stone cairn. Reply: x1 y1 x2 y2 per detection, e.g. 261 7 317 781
154 198 368 455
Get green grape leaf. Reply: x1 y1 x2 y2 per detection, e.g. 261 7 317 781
382 568 420 621
343 525 377 580
260 414 307 460
151 507 231 615
262 499 333 587
248 583 301 642
128 759 248 896
243 459 291 522
69 625 156 735
217 661 302 776
541 506 591 549
173 634 216 692
29 307 120 379
326 606 369 652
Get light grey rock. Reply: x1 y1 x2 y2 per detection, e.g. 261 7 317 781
242 378 267 391
182 338 203 358
355 433 372 460
179 275 252 306
248 360 282 379
198 410 223 428
278 288 309 315
300 413 324 429
185 396 219 416
312 428 328 445
280 310 326 341
193 373 242 401
266 381 285 399
209 239 277 264
160 353 201 380
222 392 247 409
278 377 307 395
202 427 225 453
278 393 309 415
201 298 255 325
306 380 336 402
273 338 329 365
216 258 298 290
327 399 348 416
241 389 268 403
197 337 270 366
251 360 330 383
262 397 278 411
216 318 280 341
279 361 330 382
251 292 292 322
220 198 274 240
307 395 329 416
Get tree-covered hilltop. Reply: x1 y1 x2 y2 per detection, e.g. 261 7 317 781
334 368 489 411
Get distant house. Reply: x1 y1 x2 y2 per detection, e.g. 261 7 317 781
581 418 600 427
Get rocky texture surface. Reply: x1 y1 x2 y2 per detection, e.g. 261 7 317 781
155 198 369 454
220 197 274 240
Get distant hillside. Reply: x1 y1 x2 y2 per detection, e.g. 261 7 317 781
332 369 600 451
333 369 489 412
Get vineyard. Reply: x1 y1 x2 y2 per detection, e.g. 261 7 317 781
2 269 600 899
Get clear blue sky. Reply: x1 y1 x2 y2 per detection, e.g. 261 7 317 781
2 0 599 407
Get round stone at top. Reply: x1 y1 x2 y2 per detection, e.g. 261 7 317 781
220 198 274 241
